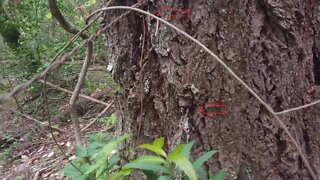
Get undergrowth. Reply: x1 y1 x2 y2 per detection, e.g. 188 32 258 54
61 133 226 180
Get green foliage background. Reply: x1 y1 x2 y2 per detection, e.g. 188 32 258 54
0 0 104 95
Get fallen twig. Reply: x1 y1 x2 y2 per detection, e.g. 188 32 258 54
81 101 114 132
275 99 320 115
0 106 65 133
0 42 86 105
39 80 110 106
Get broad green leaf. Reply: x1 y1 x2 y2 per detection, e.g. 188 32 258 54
143 170 159 180
61 163 82 178
138 144 167 158
168 146 197 180
153 137 165 149
78 162 90 175
84 164 96 178
210 170 226 180
97 173 107 180
169 144 185 156
180 141 195 159
174 143 191 175
76 146 88 158
96 162 107 178
197 167 208 180
107 154 120 168
88 141 104 157
88 141 104 149
133 155 166 164
124 162 171 174
193 150 217 170
109 168 133 180
158 176 172 180
84 163 98 175
100 134 128 157
85 134 128 176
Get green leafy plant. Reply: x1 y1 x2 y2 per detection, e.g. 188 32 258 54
61 134 225 180
112 137 226 180
99 113 117 126
0 135 19 167
61 132 128 180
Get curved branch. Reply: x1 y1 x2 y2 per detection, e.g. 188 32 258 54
48 0 88 39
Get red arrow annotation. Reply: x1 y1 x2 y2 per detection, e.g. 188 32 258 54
197 102 228 118
151 7 191 20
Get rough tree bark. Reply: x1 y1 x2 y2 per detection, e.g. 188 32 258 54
102 0 320 179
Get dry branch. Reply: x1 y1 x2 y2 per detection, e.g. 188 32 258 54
81 101 114 132
275 99 320 115
0 42 86 104
0 106 65 133
48 0 89 39
69 41 93 147
39 80 110 106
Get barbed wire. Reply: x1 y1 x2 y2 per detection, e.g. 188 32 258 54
0 5 318 179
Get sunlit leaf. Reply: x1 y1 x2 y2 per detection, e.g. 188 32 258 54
100 134 128 157
133 155 166 164
168 145 197 180
109 168 133 180
124 162 171 174
210 170 226 180
138 144 167 158
46 12 52 19
152 137 165 149
180 141 195 159
193 150 217 170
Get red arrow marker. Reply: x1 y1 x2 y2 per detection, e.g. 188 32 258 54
197 102 227 118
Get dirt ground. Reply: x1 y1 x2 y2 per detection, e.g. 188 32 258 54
0 89 115 179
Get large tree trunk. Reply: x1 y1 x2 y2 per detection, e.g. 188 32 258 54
103 0 320 179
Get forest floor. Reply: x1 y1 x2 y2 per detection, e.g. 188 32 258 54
0 99 115 180
0 71 115 179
